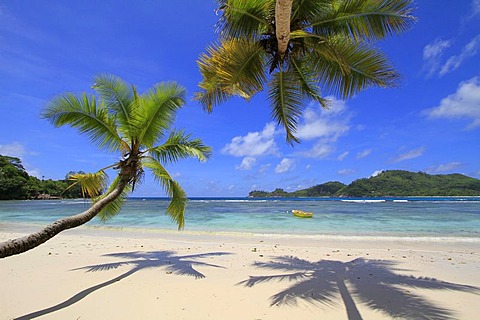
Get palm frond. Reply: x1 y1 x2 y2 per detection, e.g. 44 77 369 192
291 0 330 23
68 171 109 198
133 82 186 148
310 0 416 42
95 175 132 221
194 66 232 112
195 39 267 111
92 74 135 134
215 0 272 39
142 158 187 229
311 37 399 98
147 130 212 164
42 93 129 152
267 69 304 144
290 57 330 109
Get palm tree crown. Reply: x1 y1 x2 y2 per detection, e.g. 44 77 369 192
196 0 415 144
43 75 212 229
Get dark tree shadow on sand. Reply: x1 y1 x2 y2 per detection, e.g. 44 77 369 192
238 256 479 320
15 250 231 320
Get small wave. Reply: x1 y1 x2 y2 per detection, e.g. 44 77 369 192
341 199 386 203
60 200 90 205
225 200 268 203
189 199 269 203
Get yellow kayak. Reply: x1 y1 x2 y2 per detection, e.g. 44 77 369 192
292 209 313 218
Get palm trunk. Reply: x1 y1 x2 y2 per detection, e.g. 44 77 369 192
0 179 128 259
275 0 293 59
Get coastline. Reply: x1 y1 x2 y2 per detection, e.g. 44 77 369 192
1 227 479 319
3 221 480 243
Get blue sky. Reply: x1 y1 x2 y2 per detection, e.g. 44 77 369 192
1 1 479 197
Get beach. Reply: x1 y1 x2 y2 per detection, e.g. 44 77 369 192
1 227 479 319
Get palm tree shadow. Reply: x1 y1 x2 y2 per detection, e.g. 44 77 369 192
15 250 232 320
238 256 479 320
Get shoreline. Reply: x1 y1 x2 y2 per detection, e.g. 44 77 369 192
2 221 480 244
1 228 479 319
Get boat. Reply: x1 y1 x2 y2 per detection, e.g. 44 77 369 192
292 209 313 218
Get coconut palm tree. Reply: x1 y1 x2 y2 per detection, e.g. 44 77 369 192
0 75 211 258
196 0 415 144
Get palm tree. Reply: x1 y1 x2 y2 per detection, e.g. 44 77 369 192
0 75 211 258
196 0 415 144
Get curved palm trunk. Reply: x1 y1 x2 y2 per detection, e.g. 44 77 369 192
275 0 293 59
0 179 128 259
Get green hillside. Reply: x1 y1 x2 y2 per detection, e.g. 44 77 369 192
0 154 84 200
337 170 480 197
249 181 345 198
248 170 480 198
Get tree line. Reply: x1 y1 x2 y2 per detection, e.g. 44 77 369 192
249 170 480 197
0 154 84 200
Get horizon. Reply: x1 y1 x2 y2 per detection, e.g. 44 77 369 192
1 1 479 197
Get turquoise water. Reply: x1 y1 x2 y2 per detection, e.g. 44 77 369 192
0 197 479 238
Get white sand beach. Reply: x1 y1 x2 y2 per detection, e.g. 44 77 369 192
1 227 479 319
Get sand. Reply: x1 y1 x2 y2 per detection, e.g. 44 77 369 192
1 227 479 320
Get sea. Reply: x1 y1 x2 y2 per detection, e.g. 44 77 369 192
0 197 479 241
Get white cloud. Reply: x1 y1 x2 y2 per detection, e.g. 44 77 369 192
222 122 278 157
0 142 27 158
422 38 452 77
426 77 480 128
0 142 41 177
470 0 480 18
440 35 480 76
337 151 349 161
371 170 384 177
392 147 425 163
27 168 41 178
302 142 335 159
296 98 352 159
275 158 295 173
296 98 350 141
356 149 372 159
338 169 355 176
259 163 271 174
236 157 256 170
426 162 463 173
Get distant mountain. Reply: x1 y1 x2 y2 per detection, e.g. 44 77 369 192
249 181 345 198
248 170 480 198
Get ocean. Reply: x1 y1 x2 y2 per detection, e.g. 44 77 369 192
1 197 479 240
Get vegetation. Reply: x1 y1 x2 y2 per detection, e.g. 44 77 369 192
248 171 480 197
249 188 290 198
0 75 211 258
249 181 345 198
337 170 480 197
196 0 415 143
0 155 83 200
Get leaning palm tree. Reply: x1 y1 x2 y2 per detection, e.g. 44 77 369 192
0 75 211 258
196 0 415 144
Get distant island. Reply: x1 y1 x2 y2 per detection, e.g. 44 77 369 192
248 170 480 198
